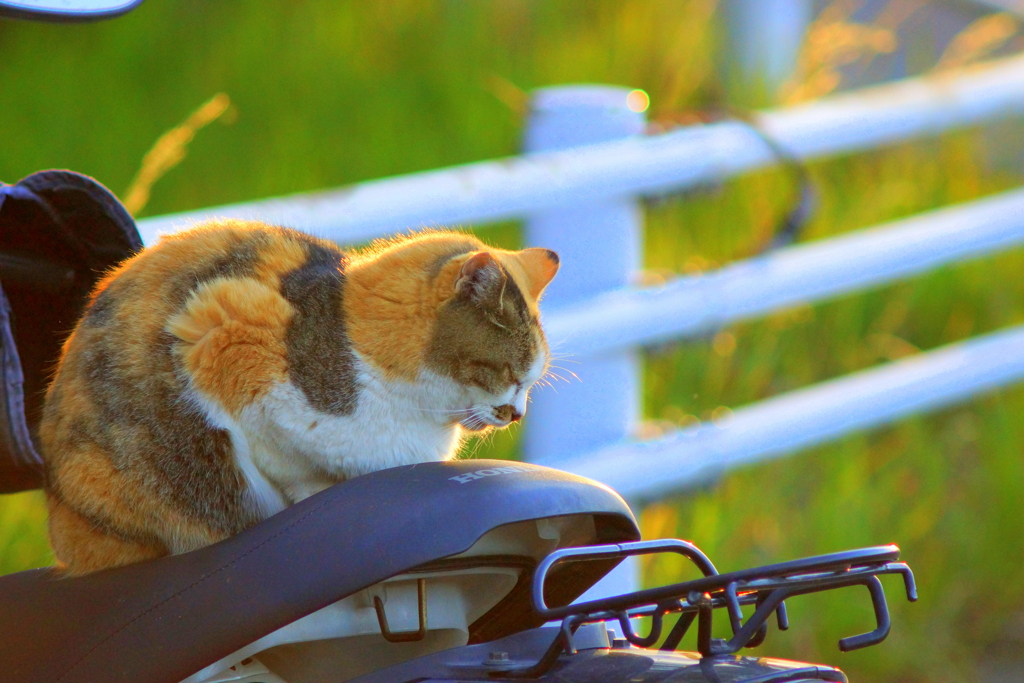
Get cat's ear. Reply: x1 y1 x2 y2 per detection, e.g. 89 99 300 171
455 251 504 301
514 248 560 300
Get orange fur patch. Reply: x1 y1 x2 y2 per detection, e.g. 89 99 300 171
47 498 166 576
344 233 485 381
255 236 307 283
168 277 293 415
45 438 223 575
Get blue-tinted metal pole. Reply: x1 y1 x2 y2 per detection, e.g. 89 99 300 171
522 86 646 601
522 86 646 462
719 0 813 104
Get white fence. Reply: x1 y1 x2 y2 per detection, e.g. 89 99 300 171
139 53 1024 593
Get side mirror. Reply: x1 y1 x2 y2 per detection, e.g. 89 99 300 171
0 0 143 22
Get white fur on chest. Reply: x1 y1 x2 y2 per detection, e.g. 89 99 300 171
237 352 465 505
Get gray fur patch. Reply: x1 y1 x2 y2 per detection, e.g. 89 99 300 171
427 262 539 393
79 328 259 535
280 238 359 415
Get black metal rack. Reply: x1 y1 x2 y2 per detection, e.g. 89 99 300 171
497 540 916 678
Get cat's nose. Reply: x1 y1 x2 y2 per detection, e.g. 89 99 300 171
494 404 523 423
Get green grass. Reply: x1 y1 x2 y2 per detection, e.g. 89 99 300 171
2 2 1024 679
0 491 52 575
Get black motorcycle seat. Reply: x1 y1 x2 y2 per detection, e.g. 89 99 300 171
0 459 638 683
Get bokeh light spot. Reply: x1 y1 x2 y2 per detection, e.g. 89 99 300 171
627 89 649 113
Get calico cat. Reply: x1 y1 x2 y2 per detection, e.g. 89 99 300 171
40 221 559 575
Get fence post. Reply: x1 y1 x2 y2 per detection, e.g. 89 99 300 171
522 85 646 600
718 0 812 105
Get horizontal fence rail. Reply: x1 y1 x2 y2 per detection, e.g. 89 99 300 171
137 52 1024 247
544 188 1024 356
548 323 1024 502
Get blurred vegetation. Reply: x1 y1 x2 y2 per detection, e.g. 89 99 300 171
2 1 1024 680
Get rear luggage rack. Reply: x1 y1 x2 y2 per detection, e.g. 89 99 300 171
497 540 916 678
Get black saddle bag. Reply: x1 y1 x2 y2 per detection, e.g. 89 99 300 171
0 170 142 492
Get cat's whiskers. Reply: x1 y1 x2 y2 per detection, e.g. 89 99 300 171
463 404 507 432
473 405 492 425
462 426 498 458
412 406 471 415
533 376 556 391
547 362 580 378
461 413 486 431
543 365 579 384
